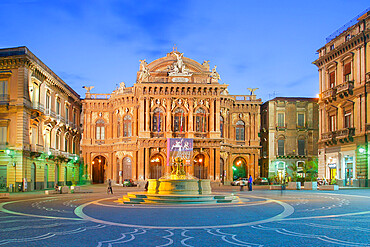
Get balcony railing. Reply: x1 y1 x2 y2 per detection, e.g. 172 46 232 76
173 133 185 138
321 131 336 142
195 133 207 138
151 132 164 138
336 81 354 98
322 88 336 101
32 102 44 113
335 127 355 142
0 94 9 104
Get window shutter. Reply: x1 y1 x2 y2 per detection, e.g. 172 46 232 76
344 63 351 75
329 72 335 84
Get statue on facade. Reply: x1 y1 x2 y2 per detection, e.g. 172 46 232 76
82 86 94 93
211 66 221 81
247 88 259 95
139 65 151 81
202 60 210 70
169 52 191 76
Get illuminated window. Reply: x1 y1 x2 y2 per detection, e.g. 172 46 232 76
96 119 105 140
195 108 206 132
235 120 245 141
123 115 131 137
174 108 185 132
152 108 163 132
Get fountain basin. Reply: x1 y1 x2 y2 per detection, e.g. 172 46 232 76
148 179 211 195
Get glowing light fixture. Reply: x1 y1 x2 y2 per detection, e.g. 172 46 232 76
359 147 366 154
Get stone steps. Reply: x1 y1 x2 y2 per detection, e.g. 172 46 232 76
117 192 238 205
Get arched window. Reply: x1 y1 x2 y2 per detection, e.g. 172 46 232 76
152 108 163 132
123 115 131 137
96 119 105 140
173 108 186 132
278 139 285 156
195 108 207 132
65 133 69 152
298 138 305 156
55 129 60 150
117 116 121 137
235 120 245 141
220 115 224 138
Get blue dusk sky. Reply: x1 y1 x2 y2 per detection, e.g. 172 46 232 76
0 0 369 101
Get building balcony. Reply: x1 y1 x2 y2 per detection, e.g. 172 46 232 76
276 124 287 131
151 132 164 138
336 81 354 98
31 102 44 113
321 131 336 145
173 133 185 138
0 94 9 105
322 88 336 102
195 132 207 138
335 127 355 142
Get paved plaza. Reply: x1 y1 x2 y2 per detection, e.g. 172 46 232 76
0 185 369 246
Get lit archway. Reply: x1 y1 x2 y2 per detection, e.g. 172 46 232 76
122 157 132 179
149 154 163 179
232 157 247 180
92 155 106 183
194 154 207 179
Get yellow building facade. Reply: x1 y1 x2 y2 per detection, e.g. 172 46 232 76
81 50 261 185
0 47 82 192
313 9 370 187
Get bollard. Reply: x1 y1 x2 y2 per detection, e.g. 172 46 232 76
240 184 244 191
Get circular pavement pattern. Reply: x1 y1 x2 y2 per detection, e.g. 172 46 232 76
0 189 369 246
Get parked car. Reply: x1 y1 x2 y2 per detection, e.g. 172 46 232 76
254 177 269 185
231 178 248 186
123 179 136 187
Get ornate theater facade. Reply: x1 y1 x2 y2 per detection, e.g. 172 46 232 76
81 50 261 184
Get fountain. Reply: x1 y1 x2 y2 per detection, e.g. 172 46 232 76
118 139 237 204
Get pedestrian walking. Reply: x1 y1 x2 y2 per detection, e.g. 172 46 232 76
248 175 253 191
107 179 113 194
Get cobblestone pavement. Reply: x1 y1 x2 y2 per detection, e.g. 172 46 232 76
0 185 369 246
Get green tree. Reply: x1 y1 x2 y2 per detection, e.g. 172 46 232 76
287 163 298 182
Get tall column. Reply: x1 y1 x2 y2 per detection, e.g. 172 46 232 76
138 147 144 180
361 45 365 84
145 148 150 180
215 99 221 133
133 106 138 136
145 98 150 134
209 148 214 180
166 98 172 138
188 98 194 138
139 98 145 135
132 151 137 180
209 99 215 133
215 147 220 181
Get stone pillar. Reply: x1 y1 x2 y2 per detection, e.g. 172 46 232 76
138 147 144 180
133 106 138 136
145 148 150 180
215 99 221 133
166 99 172 138
209 148 214 180
132 151 137 180
145 98 150 137
139 98 145 135
209 99 215 133
215 147 220 181
188 98 194 138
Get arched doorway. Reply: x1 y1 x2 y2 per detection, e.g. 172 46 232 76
194 154 207 179
44 164 48 189
55 164 59 186
64 167 67 185
149 154 163 179
92 155 106 183
233 157 247 180
116 158 120 183
122 157 132 179
31 163 36 191
220 158 225 183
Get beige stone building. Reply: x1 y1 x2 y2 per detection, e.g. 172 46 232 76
260 97 319 181
0 47 82 192
313 9 370 187
81 50 261 185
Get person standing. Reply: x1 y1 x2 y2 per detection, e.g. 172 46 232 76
107 179 113 194
248 175 253 191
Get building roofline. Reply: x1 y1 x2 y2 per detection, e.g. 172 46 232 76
0 46 80 100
